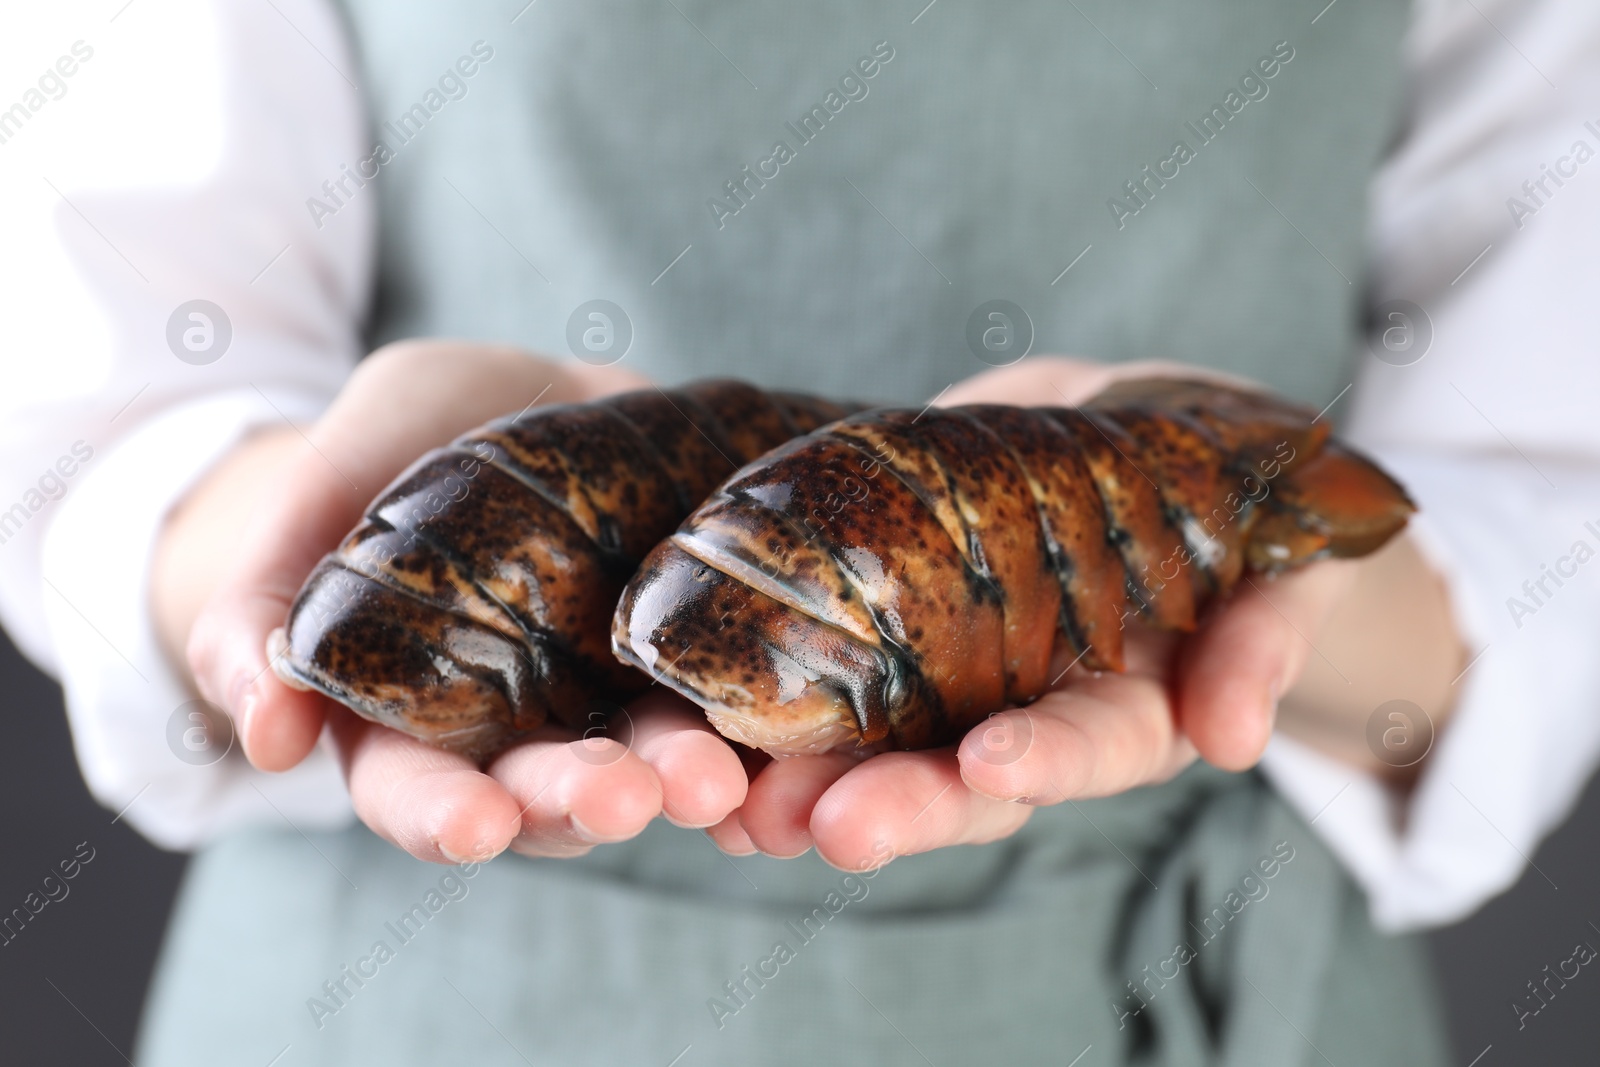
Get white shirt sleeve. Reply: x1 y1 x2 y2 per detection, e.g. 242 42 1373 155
0 0 370 847
1259 0 1600 930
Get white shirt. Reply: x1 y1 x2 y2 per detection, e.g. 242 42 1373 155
2 0 1597 932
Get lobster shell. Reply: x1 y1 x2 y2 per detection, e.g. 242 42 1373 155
271 381 858 759
613 377 1415 756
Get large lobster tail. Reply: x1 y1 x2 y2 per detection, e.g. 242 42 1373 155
273 381 858 759
613 378 1414 756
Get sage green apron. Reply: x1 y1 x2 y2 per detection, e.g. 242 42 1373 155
138 2 1451 1064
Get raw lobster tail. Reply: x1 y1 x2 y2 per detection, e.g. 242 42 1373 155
612 378 1415 756
271 381 858 758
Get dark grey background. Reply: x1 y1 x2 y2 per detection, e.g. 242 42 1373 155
0 628 1594 1064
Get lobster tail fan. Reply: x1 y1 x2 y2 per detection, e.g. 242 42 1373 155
1245 441 1415 571
1086 383 1412 580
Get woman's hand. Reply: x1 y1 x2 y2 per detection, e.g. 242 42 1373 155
163 342 749 864
712 358 1464 870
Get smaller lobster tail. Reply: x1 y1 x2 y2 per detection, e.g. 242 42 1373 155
272 381 859 759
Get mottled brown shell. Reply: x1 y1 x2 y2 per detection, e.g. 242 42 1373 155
271 381 858 759
613 378 1414 756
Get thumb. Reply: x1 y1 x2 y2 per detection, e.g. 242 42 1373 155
1176 560 1356 770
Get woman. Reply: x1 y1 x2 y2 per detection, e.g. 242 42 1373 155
4 0 1598 1063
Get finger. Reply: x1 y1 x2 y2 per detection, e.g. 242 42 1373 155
487 733 664 858
625 691 749 829
704 811 758 856
1178 562 1354 770
957 672 1192 804
808 750 1032 872
1099 358 1264 392
188 445 365 770
740 753 859 858
329 708 522 865
940 357 1119 407
239 670 333 773
938 357 1244 410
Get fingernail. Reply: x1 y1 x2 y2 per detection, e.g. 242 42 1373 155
756 838 813 860
568 813 630 844
441 840 500 865
662 805 719 830
708 831 759 858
